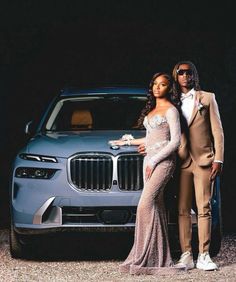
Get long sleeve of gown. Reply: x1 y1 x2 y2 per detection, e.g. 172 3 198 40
148 107 181 169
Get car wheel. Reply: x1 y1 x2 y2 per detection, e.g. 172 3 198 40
209 221 222 257
10 221 29 259
209 175 222 257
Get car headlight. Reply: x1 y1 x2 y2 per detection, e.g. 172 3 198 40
15 167 58 179
19 154 58 163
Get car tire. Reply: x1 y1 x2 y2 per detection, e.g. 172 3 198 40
209 221 222 257
10 221 29 259
209 175 222 257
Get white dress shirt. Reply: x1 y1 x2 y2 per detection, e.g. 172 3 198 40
181 88 195 124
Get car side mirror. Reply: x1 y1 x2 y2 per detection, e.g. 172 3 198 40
25 120 35 135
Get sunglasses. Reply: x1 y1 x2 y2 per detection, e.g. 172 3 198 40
177 69 193 76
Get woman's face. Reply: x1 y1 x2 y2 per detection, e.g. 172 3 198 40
152 75 170 98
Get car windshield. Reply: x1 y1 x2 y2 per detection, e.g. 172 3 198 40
44 95 147 131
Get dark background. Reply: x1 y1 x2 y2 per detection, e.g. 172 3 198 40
0 1 236 231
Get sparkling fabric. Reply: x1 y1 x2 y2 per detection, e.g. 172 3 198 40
119 107 182 275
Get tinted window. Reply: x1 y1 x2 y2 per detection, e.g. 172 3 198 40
45 95 147 131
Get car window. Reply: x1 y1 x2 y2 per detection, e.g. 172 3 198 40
45 95 147 131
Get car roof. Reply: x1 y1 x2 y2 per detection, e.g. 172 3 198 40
59 86 148 97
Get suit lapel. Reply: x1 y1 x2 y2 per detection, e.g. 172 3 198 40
188 91 202 127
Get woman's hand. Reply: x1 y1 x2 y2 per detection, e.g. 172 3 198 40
145 165 153 181
138 143 146 156
109 139 126 146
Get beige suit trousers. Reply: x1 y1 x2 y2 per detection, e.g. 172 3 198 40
178 159 212 253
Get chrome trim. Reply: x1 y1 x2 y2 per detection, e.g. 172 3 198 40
117 153 144 191
33 197 56 224
68 152 114 192
67 152 143 192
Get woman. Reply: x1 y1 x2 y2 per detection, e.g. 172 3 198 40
110 72 183 275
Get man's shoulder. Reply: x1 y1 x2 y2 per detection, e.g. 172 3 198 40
197 90 215 101
197 90 215 97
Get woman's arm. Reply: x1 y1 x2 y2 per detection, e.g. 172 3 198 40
148 107 181 169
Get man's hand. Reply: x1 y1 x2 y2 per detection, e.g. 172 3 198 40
138 143 146 156
210 162 223 181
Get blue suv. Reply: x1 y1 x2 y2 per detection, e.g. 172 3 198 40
9 86 222 258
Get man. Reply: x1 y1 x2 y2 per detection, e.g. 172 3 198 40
172 61 224 270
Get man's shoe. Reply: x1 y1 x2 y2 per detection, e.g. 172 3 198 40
175 251 195 270
196 252 218 271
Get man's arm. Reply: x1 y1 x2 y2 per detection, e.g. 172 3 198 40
209 93 224 162
209 93 224 180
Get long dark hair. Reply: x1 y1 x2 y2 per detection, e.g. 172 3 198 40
172 61 200 134
172 60 201 98
137 72 180 128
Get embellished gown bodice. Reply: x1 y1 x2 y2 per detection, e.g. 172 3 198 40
143 106 181 169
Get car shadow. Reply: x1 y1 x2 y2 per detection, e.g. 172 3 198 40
2 228 235 267
1 229 181 262
29 232 135 261
28 231 183 262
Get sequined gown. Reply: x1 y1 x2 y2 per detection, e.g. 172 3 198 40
119 106 181 275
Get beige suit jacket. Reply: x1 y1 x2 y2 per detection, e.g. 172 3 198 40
178 90 224 168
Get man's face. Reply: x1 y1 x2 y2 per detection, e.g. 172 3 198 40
176 64 194 89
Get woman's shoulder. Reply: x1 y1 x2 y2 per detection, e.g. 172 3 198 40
165 106 180 123
166 105 179 116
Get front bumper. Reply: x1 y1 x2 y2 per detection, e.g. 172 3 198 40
11 155 142 234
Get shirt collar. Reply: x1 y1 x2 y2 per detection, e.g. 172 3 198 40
181 88 195 100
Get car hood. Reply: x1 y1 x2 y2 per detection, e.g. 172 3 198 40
24 131 145 158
